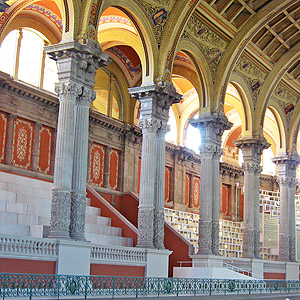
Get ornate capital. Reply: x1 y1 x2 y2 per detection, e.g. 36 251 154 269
139 118 162 134
242 162 262 174
55 82 83 99
45 40 110 89
199 144 223 158
235 137 270 165
190 112 232 147
129 82 181 122
272 153 300 179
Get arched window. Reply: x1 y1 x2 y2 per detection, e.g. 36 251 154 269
92 68 123 121
184 112 201 153
0 28 58 92
165 108 177 144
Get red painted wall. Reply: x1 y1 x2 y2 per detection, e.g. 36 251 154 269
87 187 137 245
38 126 52 174
0 258 56 274
264 273 285 280
89 142 105 187
90 264 144 277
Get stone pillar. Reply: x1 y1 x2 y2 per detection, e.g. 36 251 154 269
104 146 111 188
272 153 299 261
129 83 181 249
31 122 41 172
191 112 232 255
234 138 269 259
45 40 110 239
5 113 16 165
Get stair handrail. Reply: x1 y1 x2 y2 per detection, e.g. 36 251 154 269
223 262 263 280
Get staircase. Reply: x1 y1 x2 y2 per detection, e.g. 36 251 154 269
0 171 133 247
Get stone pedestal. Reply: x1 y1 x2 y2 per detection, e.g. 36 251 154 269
45 40 110 240
190 112 232 255
272 153 300 262
234 138 269 259
144 249 172 277
56 240 91 275
129 83 181 249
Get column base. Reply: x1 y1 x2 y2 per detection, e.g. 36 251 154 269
48 231 71 240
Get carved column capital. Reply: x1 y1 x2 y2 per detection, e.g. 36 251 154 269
129 82 181 122
139 118 162 134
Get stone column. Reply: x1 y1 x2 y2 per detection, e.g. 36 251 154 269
272 153 299 261
70 90 94 240
31 122 41 172
104 146 111 188
129 83 181 249
234 138 269 259
5 113 16 165
45 40 110 239
191 112 232 255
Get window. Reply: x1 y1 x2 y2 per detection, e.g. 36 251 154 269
92 68 123 120
0 28 58 93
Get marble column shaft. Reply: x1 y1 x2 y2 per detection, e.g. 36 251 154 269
272 154 299 261
45 40 110 240
191 113 232 255
234 138 269 259
129 83 181 249
70 92 94 240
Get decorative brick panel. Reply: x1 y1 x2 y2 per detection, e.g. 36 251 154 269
11 118 33 169
89 143 105 187
222 184 231 216
165 166 171 202
0 112 7 163
192 176 200 209
109 149 119 191
37 126 52 174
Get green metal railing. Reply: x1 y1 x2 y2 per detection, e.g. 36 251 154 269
0 273 300 299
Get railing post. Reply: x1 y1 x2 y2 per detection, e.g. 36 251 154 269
84 276 88 299
2 274 6 300
209 279 212 296
57 275 60 300
248 282 251 294
29 280 33 300
176 278 179 297
112 277 115 299
135 277 138 298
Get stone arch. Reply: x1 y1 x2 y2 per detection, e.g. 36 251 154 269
0 0 75 40
212 0 297 111
80 0 155 84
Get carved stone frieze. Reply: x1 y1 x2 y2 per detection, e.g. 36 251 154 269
198 220 212 254
199 144 223 158
153 209 165 249
289 235 296 262
254 229 261 259
242 228 255 258
211 219 220 255
242 162 262 174
137 208 154 248
49 189 71 238
278 234 289 261
69 192 87 240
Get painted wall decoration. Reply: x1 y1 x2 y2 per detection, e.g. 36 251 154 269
25 4 63 32
37 126 52 174
185 173 191 206
165 166 171 202
239 188 244 219
109 149 120 191
89 142 105 187
11 118 33 169
0 112 7 163
192 176 200 209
